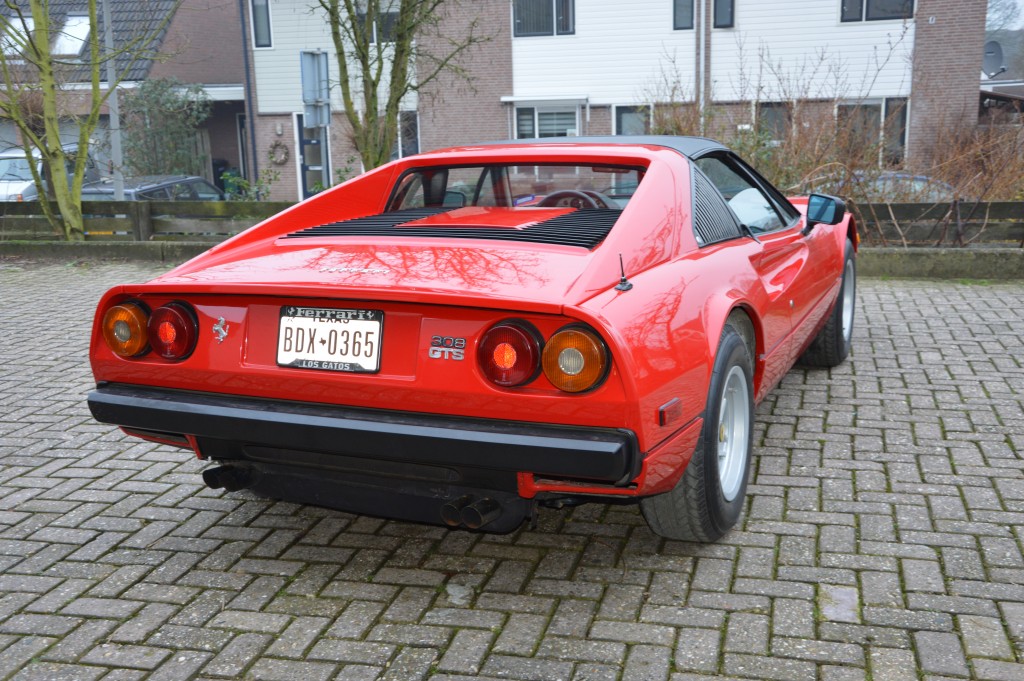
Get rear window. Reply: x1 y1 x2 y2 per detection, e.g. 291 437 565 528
388 164 645 211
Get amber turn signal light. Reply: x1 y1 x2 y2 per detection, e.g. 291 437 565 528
102 302 150 358
542 326 608 393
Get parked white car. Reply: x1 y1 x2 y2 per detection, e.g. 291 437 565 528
0 145 100 201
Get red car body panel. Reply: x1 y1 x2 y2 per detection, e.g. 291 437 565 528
87 140 856 531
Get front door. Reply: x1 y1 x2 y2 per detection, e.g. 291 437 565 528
295 113 330 199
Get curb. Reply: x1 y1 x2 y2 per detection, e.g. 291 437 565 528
2 240 1023 280
858 247 1024 280
0 240 209 263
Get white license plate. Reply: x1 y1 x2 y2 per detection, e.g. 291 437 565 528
276 306 383 373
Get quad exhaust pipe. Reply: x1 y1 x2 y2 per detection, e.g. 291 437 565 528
202 466 255 492
440 495 503 530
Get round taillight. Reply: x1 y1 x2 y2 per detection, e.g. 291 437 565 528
148 303 198 360
102 302 150 358
478 322 541 387
542 327 608 393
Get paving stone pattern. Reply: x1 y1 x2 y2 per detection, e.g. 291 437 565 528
1 260 1023 681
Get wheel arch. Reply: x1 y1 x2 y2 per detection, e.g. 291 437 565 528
702 299 763 400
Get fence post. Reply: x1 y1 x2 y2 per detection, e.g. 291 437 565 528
131 201 153 241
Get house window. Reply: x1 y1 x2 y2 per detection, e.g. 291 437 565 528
841 0 913 22
251 0 271 48
516 107 578 138
674 0 694 30
1 16 34 56
882 97 907 165
391 111 419 159
358 9 398 43
616 106 650 135
836 97 907 164
514 0 574 37
53 15 89 56
714 0 734 28
757 102 791 143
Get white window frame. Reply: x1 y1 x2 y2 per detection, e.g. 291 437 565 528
511 0 575 38
840 0 915 23
514 106 580 138
834 96 910 165
613 105 652 135
249 0 273 50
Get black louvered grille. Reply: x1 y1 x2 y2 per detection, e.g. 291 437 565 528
283 208 622 250
692 171 741 246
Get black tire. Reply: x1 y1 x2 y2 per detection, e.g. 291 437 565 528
800 239 856 368
640 325 754 542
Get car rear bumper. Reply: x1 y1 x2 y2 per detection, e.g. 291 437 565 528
88 383 641 530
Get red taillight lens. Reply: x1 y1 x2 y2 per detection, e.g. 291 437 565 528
147 303 198 360
478 322 541 387
101 302 150 358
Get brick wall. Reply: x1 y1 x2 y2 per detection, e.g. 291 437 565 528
907 0 987 169
252 113 296 201
417 0 512 151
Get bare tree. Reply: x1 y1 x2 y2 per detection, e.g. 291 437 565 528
0 0 177 239
315 0 487 170
987 0 1022 31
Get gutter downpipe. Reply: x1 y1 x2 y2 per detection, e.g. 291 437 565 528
238 0 259 180
698 0 706 135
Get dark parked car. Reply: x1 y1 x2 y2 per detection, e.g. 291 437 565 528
81 175 224 201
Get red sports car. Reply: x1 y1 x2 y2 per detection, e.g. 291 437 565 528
88 137 857 542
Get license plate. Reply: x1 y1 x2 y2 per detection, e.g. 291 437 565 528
276 306 383 373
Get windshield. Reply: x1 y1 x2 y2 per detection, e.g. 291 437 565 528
388 164 645 211
0 158 34 182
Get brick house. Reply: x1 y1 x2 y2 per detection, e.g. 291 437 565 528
241 0 986 201
0 0 249 185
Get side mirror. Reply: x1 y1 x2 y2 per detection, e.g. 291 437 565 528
803 193 846 235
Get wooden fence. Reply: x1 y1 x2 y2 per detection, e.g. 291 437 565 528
0 200 293 242
1 199 1022 247
851 201 1024 247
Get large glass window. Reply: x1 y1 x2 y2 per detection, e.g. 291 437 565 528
841 0 914 22
674 0 694 30
251 0 271 48
714 0 734 28
514 0 574 37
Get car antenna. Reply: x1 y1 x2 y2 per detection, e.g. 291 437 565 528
615 254 633 291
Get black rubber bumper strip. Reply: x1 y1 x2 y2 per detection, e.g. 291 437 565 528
88 384 639 483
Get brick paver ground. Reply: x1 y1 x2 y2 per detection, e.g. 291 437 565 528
1 259 1023 681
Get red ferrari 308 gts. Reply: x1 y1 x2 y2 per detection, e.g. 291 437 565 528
88 137 857 542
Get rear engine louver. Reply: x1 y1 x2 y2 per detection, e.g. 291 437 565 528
692 171 742 246
283 207 622 250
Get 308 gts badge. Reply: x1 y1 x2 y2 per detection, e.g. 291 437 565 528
429 335 465 360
